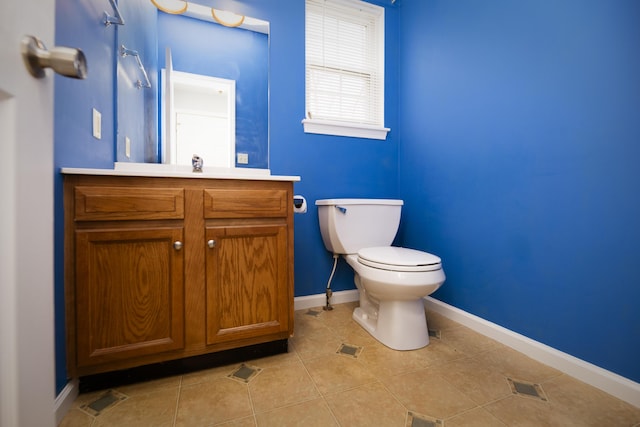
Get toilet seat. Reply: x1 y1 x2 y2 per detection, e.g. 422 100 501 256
357 246 442 272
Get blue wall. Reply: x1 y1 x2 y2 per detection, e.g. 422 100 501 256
398 0 640 382
54 0 639 394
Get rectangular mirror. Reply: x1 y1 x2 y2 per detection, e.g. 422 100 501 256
116 0 269 169
162 62 236 167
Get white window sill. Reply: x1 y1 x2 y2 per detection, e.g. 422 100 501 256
302 119 390 140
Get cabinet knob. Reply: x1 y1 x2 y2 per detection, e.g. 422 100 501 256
207 239 216 249
173 241 183 250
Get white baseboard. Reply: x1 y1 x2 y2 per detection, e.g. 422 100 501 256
54 379 78 425
294 291 639 408
423 296 640 408
294 289 359 311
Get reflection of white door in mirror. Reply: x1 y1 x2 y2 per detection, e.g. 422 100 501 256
161 48 236 168
176 112 231 167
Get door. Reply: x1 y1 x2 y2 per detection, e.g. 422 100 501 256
0 0 56 426
205 224 290 345
162 56 236 167
175 111 231 167
74 227 185 368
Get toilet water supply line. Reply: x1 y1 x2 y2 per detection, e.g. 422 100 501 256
324 254 339 311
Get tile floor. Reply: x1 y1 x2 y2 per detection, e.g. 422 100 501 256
60 302 640 426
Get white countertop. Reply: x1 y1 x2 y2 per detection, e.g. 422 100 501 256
61 163 301 182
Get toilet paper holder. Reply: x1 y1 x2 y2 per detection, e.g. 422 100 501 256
293 195 307 214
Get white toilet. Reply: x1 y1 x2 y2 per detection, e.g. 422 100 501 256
315 199 445 350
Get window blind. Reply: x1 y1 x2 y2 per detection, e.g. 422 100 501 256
305 0 384 127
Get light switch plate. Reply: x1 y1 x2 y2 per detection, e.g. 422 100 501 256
92 108 102 140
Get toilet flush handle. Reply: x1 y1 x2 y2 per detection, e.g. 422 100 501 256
335 206 347 214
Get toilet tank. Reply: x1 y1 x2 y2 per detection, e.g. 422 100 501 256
315 199 403 254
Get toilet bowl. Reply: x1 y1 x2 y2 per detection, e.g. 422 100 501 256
315 199 445 350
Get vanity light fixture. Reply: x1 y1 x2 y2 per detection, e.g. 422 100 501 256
150 0 246 28
211 9 245 27
150 0 188 15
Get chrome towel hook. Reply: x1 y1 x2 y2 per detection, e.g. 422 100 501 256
120 45 151 89
104 0 125 26
21 35 87 79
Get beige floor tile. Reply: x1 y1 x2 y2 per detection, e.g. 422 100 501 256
293 309 333 334
289 324 344 361
116 374 182 397
93 387 178 427
433 356 513 405
249 360 320 413
358 344 428 379
175 378 252 426
255 398 338 427
383 368 477 419
70 388 112 409
412 336 467 367
181 363 241 387
330 321 381 347
76 389 128 418
325 381 408 427
216 416 258 426
250 348 301 369
58 408 94 427
484 394 578 427
542 374 640 426
440 324 502 355
445 407 507 426
304 353 378 394
475 345 563 384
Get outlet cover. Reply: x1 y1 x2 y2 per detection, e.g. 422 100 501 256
125 137 131 158
237 153 249 164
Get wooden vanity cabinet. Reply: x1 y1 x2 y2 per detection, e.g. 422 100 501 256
64 174 294 377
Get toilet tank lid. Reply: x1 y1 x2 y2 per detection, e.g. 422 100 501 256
315 198 403 206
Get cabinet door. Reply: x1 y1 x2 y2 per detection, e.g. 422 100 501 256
205 224 289 345
75 227 185 367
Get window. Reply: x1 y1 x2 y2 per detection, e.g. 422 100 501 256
304 0 389 140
